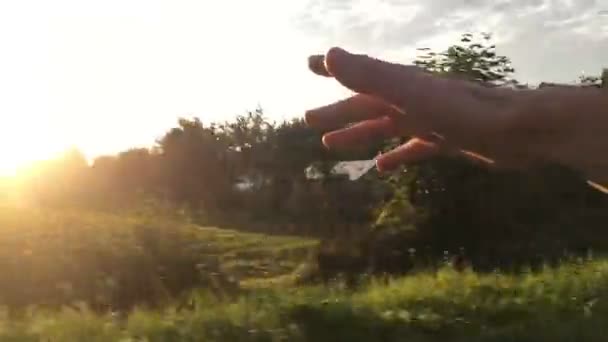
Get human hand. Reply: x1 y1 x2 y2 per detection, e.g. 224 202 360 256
305 47 608 191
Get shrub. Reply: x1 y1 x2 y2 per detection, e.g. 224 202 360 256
0 207 236 316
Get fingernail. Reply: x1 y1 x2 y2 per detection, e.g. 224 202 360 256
308 55 331 77
304 110 319 127
324 47 348 74
374 157 387 173
321 134 333 149
304 110 313 125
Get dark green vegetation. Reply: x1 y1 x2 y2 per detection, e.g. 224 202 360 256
2 206 608 341
0 206 316 315
2 33 608 340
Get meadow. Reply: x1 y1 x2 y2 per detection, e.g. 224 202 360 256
1 205 608 341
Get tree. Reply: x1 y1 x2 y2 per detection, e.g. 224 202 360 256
415 32 516 86
368 32 608 271
19 148 89 206
156 117 233 213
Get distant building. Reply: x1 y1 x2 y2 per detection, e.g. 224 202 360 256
232 174 270 192
304 160 376 181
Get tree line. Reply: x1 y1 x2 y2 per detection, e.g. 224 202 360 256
17 32 608 274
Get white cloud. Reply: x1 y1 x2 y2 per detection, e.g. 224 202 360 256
294 0 608 85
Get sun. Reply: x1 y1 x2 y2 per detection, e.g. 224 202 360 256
0 147 43 177
0 160 21 177
0 128 69 177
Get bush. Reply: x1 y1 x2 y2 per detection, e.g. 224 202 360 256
0 207 236 316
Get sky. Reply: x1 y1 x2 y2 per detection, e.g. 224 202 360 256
0 0 607 174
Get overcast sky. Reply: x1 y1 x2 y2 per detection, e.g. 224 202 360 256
0 0 607 171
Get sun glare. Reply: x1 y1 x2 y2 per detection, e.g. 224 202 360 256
0 147 46 177
0 129 70 177
0 159 22 177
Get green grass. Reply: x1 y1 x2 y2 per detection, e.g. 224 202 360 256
0 204 317 282
190 226 318 282
2 204 608 341
2 262 608 341
0 205 317 315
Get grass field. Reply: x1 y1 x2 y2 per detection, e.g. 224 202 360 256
2 262 608 341
0 204 317 281
1 205 608 341
193 226 317 283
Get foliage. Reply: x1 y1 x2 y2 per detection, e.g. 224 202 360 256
0 206 316 316
579 74 602 86
17 110 382 238
414 32 516 86
2 259 608 341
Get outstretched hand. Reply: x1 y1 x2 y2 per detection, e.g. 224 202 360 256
304 47 608 191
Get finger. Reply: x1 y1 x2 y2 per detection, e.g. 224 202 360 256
305 93 399 131
321 47 511 141
374 138 494 172
308 55 331 77
322 114 431 150
321 47 419 108
321 117 398 150
460 150 496 167
375 138 440 172
587 180 608 194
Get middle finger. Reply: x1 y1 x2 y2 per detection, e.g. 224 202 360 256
305 93 399 131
